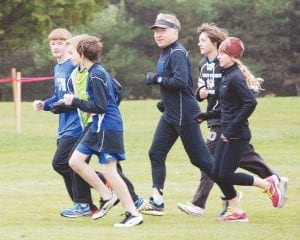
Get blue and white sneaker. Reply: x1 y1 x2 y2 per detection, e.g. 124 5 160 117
60 203 92 218
141 197 165 216
134 197 147 211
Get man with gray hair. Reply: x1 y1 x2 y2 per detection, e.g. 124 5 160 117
142 13 215 216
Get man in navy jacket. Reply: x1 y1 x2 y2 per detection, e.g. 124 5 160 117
142 13 214 216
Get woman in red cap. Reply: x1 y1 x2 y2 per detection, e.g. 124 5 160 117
197 37 284 222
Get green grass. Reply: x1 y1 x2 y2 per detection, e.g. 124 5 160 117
0 97 299 240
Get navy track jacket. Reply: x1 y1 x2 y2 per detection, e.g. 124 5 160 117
157 41 201 126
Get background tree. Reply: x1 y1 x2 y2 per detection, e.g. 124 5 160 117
0 0 298 100
0 0 106 100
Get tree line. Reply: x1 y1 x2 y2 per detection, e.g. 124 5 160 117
0 0 298 101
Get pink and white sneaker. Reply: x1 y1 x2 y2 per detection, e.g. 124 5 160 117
216 211 248 222
264 174 282 208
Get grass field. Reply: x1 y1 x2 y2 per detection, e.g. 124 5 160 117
0 97 299 240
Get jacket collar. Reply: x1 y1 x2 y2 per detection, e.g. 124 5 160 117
222 63 239 75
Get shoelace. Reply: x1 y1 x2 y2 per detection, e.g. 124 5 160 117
99 198 108 209
263 183 274 200
99 193 114 208
120 212 131 223
222 207 233 217
221 199 229 214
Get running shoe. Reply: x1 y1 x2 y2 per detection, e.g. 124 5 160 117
141 197 164 216
278 176 288 208
216 210 248 222
60 203 92 218
92 192 119 220
177 202 205 217
219 191 243 216
114 212 143 228
134 197 147 212
263 174 281 208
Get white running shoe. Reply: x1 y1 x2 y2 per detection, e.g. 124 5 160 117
114 212 143 228
177 202 205 217
92 192 119 220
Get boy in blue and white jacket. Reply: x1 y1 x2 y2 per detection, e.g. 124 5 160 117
63 36 143 228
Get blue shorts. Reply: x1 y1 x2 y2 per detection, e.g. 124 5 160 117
76 143 126 164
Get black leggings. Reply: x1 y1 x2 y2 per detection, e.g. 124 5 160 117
192 126 275 208
213 138 254 200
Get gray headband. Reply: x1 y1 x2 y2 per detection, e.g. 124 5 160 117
150 19 179 30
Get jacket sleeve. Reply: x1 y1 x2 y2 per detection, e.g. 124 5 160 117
43 95 59 111
159 50 189 89
223 76 257 138
71 73 108 114
195 85 207 102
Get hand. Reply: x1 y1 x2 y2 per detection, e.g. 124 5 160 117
33 100 44 111
195 112 209 124
146 72 159 85
221 134 229 142
63 94 75 105
198 87 208 99
156 100 164 113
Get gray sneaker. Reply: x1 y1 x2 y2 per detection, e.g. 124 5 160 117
92 192 119 220
278 177 288 208
177 202 205 217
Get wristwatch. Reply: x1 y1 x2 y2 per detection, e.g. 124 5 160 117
157 77 162 83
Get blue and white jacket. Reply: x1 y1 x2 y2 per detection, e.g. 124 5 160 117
71 63 123 133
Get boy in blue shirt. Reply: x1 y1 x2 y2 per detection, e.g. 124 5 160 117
33 28 85 213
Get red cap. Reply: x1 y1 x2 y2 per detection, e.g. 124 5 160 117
219 37 245 59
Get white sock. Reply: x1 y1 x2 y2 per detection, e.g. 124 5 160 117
153 191 163 205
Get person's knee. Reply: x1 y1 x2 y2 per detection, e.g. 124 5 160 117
148 148 155 160
52 158 68 173
212 170 220 183
188 156 197 166
52 160 59 172
102 163 118 181
219 171 233 184
149 149 164 165
69 157 80 172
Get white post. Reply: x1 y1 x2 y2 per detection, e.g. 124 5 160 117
15 71 22 134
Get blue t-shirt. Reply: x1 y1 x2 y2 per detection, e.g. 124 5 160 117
44 59 82 139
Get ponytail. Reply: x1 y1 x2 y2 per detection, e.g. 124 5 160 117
233 59 264 93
